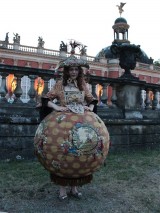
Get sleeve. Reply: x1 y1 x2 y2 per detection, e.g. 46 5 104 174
44 81 60 101
38 81 61 121
84 84 98 114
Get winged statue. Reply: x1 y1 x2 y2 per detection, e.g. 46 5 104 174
116 2 126 16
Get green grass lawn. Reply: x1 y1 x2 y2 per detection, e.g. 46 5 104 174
0 149 160 213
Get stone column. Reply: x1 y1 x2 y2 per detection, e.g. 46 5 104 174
28 75 37 105
0 72 8 103
41 76 50 96
140 88 145 109
152 89 159 110
91 82 97 99
111 84 117 108
145 89 151 110
100 83 108 106
12 74 23 104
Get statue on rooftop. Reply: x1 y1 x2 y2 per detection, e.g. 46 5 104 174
116 2 126 16
38 36 45 48
13 33 20 44
2 32 9 48
98 48 105 58
59 41 67 52
5 32 9 44
80 45 87 56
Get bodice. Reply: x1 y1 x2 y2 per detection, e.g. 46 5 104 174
64 91 84 104
64 90 85 114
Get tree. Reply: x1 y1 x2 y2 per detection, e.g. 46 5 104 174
154 59 160 66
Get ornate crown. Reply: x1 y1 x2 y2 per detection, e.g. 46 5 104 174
58 55 89 69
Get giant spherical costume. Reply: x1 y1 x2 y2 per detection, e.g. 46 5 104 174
34 110 110 185
34 44 110 185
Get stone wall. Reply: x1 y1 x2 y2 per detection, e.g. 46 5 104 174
0 105 39 160
106 120 160 152
0 106 160 160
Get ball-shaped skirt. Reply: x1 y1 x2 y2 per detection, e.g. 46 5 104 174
34 111 110 186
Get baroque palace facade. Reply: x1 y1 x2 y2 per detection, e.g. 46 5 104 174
0 16 160 104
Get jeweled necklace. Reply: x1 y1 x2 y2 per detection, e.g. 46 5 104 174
67 79 78 88
68 83 76 89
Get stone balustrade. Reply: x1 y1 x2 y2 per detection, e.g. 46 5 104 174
1 40 160 72
0 40 95 62
0 64 160 112
0 66 75 105
0 64 160 159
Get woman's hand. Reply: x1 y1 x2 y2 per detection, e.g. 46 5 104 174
47 101 69 112
55 106 69 112
36 103 42 108
84 105 94 111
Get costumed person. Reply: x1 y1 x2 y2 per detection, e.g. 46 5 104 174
34 41 110 200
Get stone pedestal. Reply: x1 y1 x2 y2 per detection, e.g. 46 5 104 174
80 55 87 61
37 48 43 54
99 58 107 64
60 51 67 58
116 84 141 110
13 43 20 50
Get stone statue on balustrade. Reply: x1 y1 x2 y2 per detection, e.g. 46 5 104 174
38 36 45 48
94 48 105 62
80 45 87 56
13 33 20 44
5 32 9 44
149 57 154 64
59 41 67 52
1 32 9 48
98 48 105 58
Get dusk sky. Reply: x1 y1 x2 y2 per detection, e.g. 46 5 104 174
1 0 160 61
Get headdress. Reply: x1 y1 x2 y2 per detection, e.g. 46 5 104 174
56 40 89 70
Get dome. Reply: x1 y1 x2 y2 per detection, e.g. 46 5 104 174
95 46 153 64
95 46 115 60
114 17 127 24
137 49 153 64
95 15 153 65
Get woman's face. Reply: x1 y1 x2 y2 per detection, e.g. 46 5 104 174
68 66 79 80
